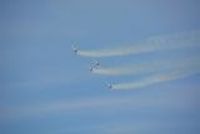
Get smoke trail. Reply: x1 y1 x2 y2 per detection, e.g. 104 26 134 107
77 31 200 57
92 57 199 76
111 63 200 90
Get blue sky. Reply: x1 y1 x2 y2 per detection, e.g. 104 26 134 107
0 0 200 134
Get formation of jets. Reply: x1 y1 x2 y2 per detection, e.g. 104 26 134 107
72 45 113 89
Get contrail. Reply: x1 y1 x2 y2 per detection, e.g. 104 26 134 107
77 31 200 57
111 63 200 90
92 56 199 76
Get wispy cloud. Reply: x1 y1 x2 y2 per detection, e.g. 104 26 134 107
2 86 198 120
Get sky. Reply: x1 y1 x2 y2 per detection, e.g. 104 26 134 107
0 0 200 134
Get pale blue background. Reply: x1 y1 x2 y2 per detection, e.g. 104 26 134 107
1 0 200 134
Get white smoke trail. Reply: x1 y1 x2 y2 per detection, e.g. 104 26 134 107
77 31 200 57
111 63 200 90
92 56 199 76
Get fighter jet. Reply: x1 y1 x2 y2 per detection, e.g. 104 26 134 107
106 83 112 89
89 60 100 72
72 45 78 55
